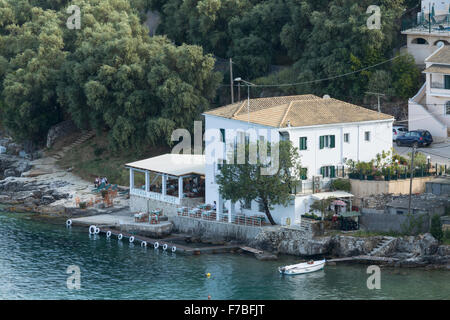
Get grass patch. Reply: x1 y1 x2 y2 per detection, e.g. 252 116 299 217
58 132 170 186
332 230 404 238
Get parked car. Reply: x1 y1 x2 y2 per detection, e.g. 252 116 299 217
395 130 433 147
392 126 408 141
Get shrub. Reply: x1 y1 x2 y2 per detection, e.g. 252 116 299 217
330 179 351 192
94 147 105 157
430 214 443 242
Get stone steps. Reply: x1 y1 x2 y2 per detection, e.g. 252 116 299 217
368 237 396 256
51 130 95 160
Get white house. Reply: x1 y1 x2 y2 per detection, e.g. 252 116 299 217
401 0 450 65
409 44 450 140
202 94 394 225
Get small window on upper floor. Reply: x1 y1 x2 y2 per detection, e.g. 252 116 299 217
364 131 371 142
446 101 450 115
344 133 350 143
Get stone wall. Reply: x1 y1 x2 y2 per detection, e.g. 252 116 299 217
360 212 430 233
130 194 180 217
350 176 434 198
46 120 78 148
170 215 263 242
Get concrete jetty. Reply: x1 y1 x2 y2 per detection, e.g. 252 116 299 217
70 214 241 255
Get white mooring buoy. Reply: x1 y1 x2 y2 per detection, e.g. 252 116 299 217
66 219 72 227
129 236 135 243
171 246 177 253
106 231 111 238
118 234 123 240
89 225 96 235
141 241 147 247
154 242 159 249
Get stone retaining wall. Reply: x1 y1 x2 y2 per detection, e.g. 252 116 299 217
170 215 264 242
360 212 430 233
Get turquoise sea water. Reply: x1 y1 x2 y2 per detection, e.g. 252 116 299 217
0 211 448 300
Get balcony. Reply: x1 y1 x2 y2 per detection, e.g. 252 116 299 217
430 82 450 96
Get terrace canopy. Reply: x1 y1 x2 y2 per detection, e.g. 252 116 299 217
311 191 354 200
125 154 206 205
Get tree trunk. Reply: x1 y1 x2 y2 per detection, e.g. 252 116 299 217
263 199 276 225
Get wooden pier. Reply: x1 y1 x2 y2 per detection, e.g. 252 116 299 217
240 246 263 255
327 255 399 265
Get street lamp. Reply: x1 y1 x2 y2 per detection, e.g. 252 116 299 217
234 78 256 126
427 155 431 175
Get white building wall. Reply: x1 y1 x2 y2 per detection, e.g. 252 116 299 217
204 113 393 225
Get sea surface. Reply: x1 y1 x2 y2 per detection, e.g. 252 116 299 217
0 210 448 300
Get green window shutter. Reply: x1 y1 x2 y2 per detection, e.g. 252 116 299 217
303 137 307 150
330 166 336 178
299 137 307 150
330 135 335 148
220 129 225 143
445 75 450 89
320 167 324 177
319 136 324 149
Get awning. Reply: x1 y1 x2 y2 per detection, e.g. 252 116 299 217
340 211 361 218
311 191 354 200
332 200 347 206
125 154 205 177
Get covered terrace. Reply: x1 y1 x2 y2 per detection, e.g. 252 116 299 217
125 154 205 206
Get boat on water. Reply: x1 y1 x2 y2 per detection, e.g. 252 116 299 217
278 259 326 275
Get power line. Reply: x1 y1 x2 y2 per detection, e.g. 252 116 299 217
247 56 402 88
219 55 401 88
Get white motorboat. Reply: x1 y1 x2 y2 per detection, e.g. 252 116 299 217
278 259 326 275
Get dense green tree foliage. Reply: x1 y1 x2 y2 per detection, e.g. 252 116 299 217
0 0 221 148
151 0 420 102
0 2 66 142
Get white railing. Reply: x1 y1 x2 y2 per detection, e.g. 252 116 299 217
176 208 266 227
130 188 180 204
216 212 265 227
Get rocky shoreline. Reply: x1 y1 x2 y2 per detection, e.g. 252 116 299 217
0 137 129 218
249 229 449 269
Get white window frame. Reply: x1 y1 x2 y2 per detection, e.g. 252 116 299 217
344 133 350 143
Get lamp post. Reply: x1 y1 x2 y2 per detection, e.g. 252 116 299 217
427 155 431 175
234 77 256 126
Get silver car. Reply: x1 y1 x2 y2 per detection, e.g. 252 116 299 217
393 126 407 141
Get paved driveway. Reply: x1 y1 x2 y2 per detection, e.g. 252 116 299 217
394 140 450 165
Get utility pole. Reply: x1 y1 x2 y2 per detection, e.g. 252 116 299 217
429 2 431 33
229 58 234 104
366 92 385 114
407 145 416 216
237 81 241 102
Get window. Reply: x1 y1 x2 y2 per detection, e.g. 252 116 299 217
258 200 265 213
364 131 371 141
299 137 307 150
319 135 335 149
411 38 428 44
320 166 336 178
300 167 308 180
344 133 349 143
396 210 404 215
446 101 450 115
242 198 251 210
220 128 225 143
445 75 450 90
